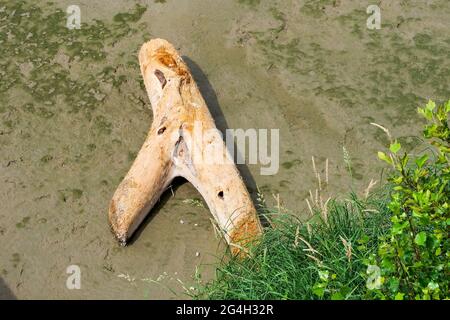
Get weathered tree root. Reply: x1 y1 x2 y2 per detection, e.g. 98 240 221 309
109 39 262 255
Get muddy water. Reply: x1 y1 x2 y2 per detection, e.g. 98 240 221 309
1 0 449 299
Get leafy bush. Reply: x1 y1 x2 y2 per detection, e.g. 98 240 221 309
371 100 449 300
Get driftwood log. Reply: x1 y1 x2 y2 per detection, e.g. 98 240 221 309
109 39 262 254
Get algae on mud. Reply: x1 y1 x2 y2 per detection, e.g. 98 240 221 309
1 0 450 299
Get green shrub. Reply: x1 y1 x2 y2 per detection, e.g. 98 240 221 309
371 100 449 300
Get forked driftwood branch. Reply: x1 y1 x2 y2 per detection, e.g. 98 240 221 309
109 39 262 254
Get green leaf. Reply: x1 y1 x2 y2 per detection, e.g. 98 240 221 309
418 107 431 120
358 234 369 244
445 100 450 113
388 278 399 292
435 247 442 256
318 270 329 282
426 100 436 111
427 282 439 291
414 231 427 246
312 283 325 298
394 292 405 300
392 221 408 234
390 141 401 154
331 292 344 300
378 152 392 164
415 154 428 169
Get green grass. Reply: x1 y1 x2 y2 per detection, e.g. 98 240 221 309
193 191 391 300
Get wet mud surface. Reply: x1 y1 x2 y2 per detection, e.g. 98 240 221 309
0 0 449 298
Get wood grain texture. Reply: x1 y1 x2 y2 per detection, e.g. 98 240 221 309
109 39 262 254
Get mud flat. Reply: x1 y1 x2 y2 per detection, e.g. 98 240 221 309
0 0 449 299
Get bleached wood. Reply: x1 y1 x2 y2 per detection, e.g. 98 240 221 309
109 39 262 254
